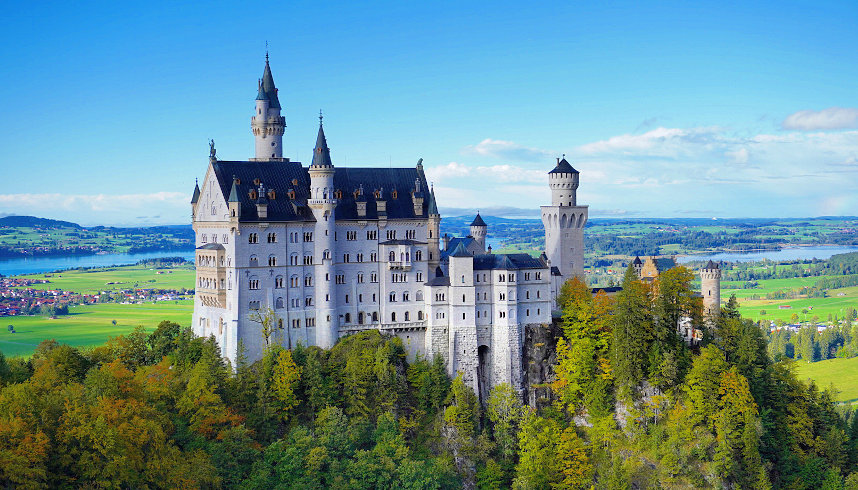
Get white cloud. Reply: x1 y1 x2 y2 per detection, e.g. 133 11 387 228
576 127 723 157
725 147 749 164
425 162 545 185
0 192 188 225
462 138 552 162
782 107 858 131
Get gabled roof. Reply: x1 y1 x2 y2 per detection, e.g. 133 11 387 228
260 58 280 109
470 213 486 227
449 242 471 258
426 276 450 286
211 160 430 222
549 157 579 174
190 180 200 204
472 253 547 270
633 256 643 265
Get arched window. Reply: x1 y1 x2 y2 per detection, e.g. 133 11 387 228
418 310 423 320
268 255 276 266
372 312 378 322
389 251 395 262
249 255 258 267
275 275 284 288
358 312 365 324
404 311 410 321
415 250 422 261
345 313 351 323
391 312 396 322
275 297 284 308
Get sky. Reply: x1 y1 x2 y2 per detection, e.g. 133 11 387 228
0 1 856 225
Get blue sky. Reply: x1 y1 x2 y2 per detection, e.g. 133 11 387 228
0 1 856 225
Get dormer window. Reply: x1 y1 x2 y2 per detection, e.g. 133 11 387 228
267 189 276 200
391 190 398 199
253 178 261 186
249 189 258 200
292 178 298 186
335 190 343 199
374 190 381 199
288 189 296 199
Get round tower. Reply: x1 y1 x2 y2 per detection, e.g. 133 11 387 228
469 212 487 252
541 156 587 281
700 260 722 321
549 156 579 206
251 53 286 161
308 115 338 348
427 185 442 278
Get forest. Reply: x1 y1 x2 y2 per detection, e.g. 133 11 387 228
1 265 857 488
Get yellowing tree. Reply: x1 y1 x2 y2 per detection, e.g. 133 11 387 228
271 349 301 421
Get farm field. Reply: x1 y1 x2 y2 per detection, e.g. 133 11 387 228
727 275 858 322
795 357 858 404
14 264 195 294
0 301 193 358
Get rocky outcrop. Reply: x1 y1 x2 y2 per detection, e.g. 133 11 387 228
521 320 562 409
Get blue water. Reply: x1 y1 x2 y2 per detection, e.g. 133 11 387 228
677 246 858 264
0 250 196 276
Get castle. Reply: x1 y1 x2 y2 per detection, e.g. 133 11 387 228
191 56 719 399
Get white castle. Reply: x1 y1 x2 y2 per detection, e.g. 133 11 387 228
191 56 587 397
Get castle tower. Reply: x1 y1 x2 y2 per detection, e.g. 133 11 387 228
700 260 722 321
633 256 643 278
308 116 338 348
251 54 286 161
469 213 487 252
540 157 588 281
447 243 479 396
427 185 441 278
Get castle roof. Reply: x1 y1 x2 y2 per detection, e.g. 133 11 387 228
473 253 547 270
426 275 450 286
449 242 471 258
633 256 642 265
470 213 486 227
651 257 678 273
259 57 280 109
704 260 719 270
311 122 333 167
549 157 579 174
427 187 439 215
190 180 200 204
196 243 225 251
210 160 430 222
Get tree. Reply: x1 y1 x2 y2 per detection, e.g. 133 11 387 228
486 383 523 461
249 306 278 350
270 349 301 421
611 264 653 399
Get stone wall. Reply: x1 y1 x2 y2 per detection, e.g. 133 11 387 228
521 320 562 409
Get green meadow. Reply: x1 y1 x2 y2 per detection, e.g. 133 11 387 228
727 276 858 323
0 301 193 358
795 357 858 404
15 264 195 294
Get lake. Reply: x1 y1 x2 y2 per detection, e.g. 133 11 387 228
0 250 197 276
677 246 858 264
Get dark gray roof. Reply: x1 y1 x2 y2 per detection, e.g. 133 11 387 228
442 237 475 259
197 243 225 250
191 181 200 204
260 59 280 109
473 253 546 270
228 178 240 203
426 276 450 286
311 124 333 167
704 260 719 270
633 256 643 265
592 286 623 294
652 257 678 272
449 242 471 257
211 160 429 222
551 266 562 276
427 187 439 215
549 158 579 174
470 213 486 227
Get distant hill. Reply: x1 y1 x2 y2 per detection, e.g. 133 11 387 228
0 215 82 229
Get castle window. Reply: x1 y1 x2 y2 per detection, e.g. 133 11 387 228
305 275 313 287
392 190 398 199
415 250 422 261
276 297 284 309
391 312 396 322
292 179 298 186
389 251 395 262
357 253 364 262
305 297 313 306
201 234 207 243
249 255 258 267
335 190 343 199
345 295 349 304
323 250 330 260
357 273 364 283
343 254 350 263
223 234 228 244
372 312 378 322
248 233 259 244
405 311 410 321
290 253 298 266
290 275 299 287
463 294 466 302
346 231 357 241
526 309 530 316
462 313 466 320
336 274 345 284
406 229 415 239
249 301 260 310
370 252 377 262
416 272 423 282
268 255 276 266
389 292 396 302
461 275 465 284
249 277 259 290
367 230 377 240
249 189 258 200
403 292 410 301
418 310 423 320
416 290 423 301
307 317 315 327
303 255 313 265
275 276 284 288
387 230 396 240
304 232 313 242
288 190 296 199
526 291 530 299
537 291 541 298
345 313 351 323
267 233 277 243
253 178 261 186
371 273 378 283
358 312 364 324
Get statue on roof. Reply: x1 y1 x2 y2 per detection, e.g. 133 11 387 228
209 139 217 160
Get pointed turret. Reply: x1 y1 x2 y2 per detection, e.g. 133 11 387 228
311 117 333 168
469 212 487 252
190 179 200 204
251 54 285 160
227 176 240 222
260 55 280 109
428 186 439 215
228 178 239 202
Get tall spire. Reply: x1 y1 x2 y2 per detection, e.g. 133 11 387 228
260 54 280 109
311 116 333 167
